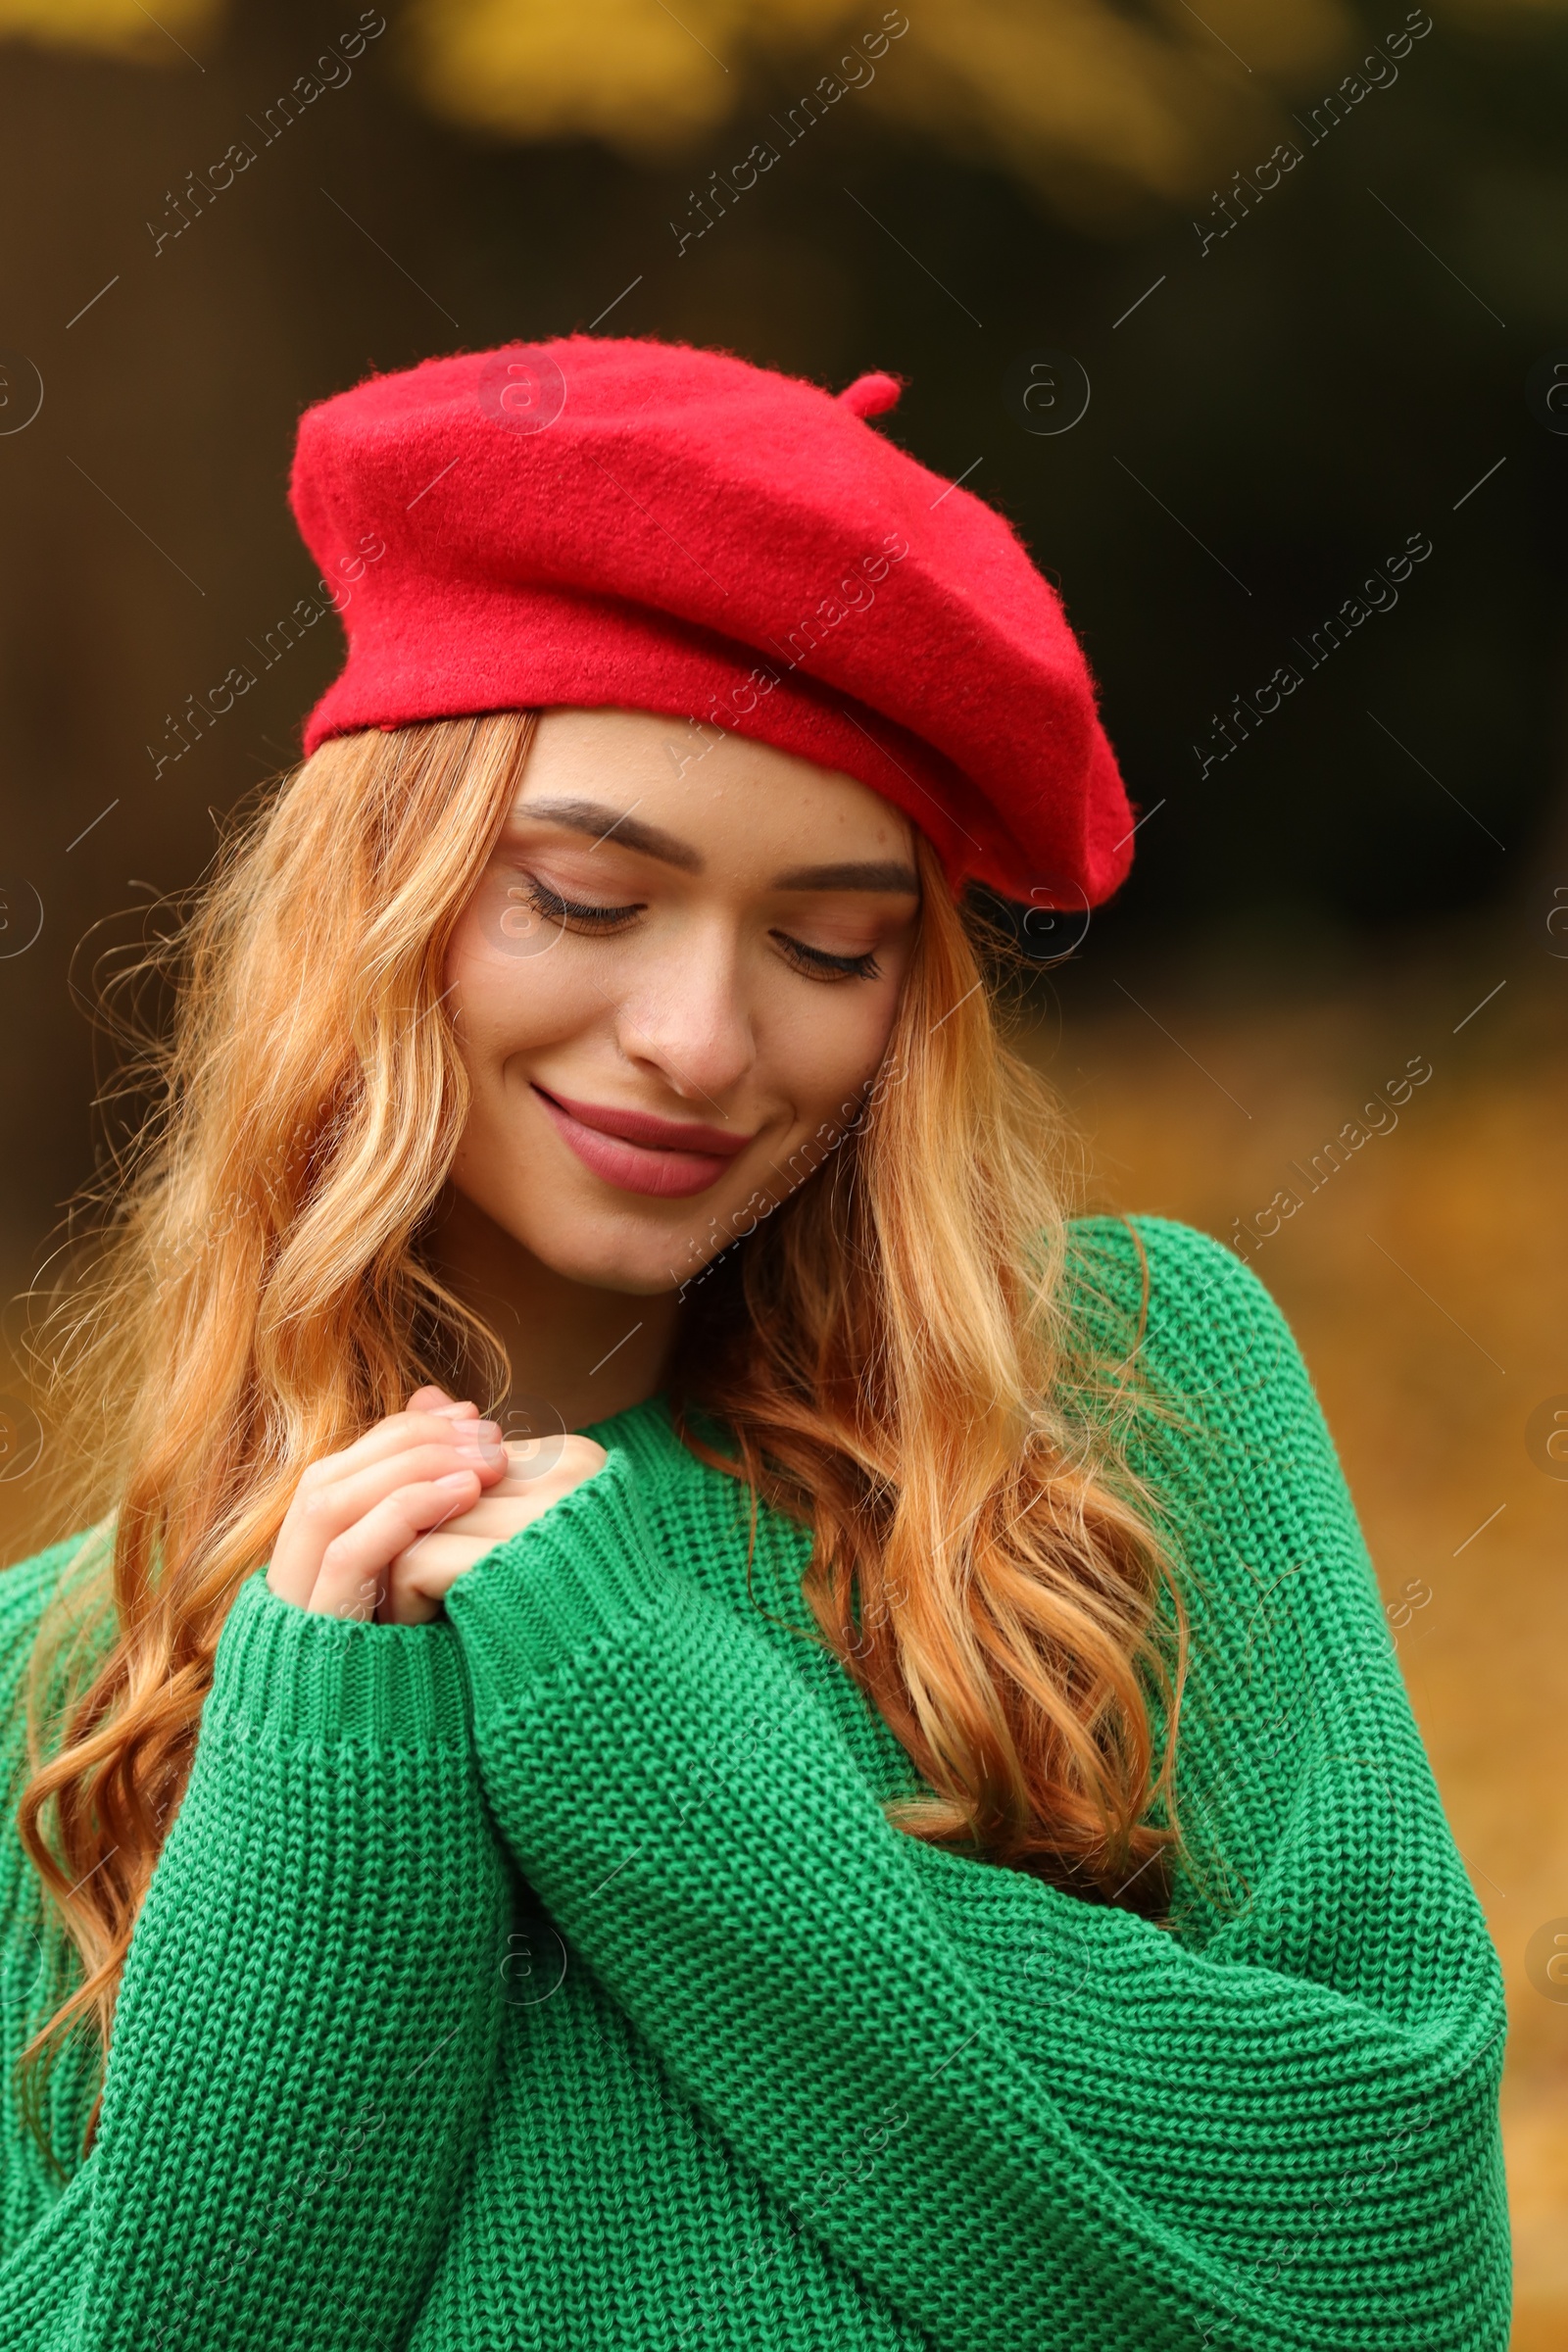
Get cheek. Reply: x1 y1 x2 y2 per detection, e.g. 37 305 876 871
445 906 608 1063
763 979 902 1128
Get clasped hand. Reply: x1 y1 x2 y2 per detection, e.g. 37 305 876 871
266 1385 608 1624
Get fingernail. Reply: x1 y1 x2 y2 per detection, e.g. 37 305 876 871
472 1420 503 1443
436 1470 474 1491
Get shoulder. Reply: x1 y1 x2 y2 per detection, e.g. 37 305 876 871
0 1535 93 1673
1058 1212 1352 1543
1064 1208 1277 1325
0 1531 107 1780
1063 1212 1302 1389
1056 1214 1387 1690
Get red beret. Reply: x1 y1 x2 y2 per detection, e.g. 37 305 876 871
289 336 1136 907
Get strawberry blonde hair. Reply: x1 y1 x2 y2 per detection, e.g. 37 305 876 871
7 710 1194 2173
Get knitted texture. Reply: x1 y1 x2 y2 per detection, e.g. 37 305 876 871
0 1217 1510 2348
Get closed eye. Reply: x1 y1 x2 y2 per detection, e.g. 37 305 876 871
517 876 643 931
516 875 882 980
770 932 882 982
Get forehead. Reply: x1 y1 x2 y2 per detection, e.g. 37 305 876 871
512 707 918 859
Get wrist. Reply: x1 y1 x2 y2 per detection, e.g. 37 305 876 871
444 1447 673 1709
209 1567 473 1751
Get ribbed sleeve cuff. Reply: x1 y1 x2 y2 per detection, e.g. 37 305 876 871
203 1568 475 1751
443 1446 668 1715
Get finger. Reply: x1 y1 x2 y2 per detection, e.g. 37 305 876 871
494 1434 609 1492
415 1491 547 1540
471 1446 611 1527
380 1530 497 1623
306 1473 484 1620
299 1409 502 1496
380 1450 610 1623
382 1494 546 1623
378 1472 606 1621
270 1435 507 1608
407 1385 480 1421
321 1435 509 1525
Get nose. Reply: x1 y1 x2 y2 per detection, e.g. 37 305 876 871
613 918 757 1112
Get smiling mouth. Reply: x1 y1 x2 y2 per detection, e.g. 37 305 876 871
531 1084 754 1200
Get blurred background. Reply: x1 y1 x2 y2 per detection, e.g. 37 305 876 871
0 0 1563 2332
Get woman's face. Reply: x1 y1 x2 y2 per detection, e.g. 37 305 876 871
444 707 922 1296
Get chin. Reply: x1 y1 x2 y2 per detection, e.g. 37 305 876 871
526 1223 719 1298
522 1205 733 1298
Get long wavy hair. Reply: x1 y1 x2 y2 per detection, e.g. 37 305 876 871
7 709 1196 2177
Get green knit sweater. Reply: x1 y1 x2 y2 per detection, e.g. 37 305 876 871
0 1216 1510 2349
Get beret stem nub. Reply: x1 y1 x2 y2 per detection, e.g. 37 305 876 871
837 371 904 418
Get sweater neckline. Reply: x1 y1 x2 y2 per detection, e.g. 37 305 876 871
575 1389 674 1450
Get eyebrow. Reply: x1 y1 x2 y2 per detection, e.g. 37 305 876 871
512 797 703 871
768 859 919 895
512 800 919 896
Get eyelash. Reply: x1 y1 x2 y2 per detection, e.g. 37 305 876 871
516 875 883 983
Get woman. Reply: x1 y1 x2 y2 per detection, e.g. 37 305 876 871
0 339 1507 2349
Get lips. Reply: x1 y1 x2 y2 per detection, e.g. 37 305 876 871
531 1084 753 1200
